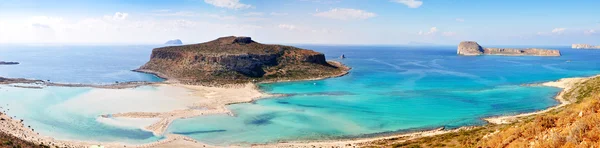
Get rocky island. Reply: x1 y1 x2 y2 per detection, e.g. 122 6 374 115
572 44 600 49
137 36 349 85
457 41 561 56
0 61 19 65
164 39 183 45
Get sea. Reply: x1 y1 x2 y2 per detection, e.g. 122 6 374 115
0 44 599 145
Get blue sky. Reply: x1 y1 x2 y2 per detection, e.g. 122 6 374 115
1 0 599 45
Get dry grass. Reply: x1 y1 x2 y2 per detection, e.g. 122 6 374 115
0 131 49 148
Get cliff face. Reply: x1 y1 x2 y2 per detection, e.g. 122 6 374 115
457 41 561 56
572 44 600 49
138 36 348 85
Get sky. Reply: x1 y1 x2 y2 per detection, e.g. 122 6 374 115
0 0 599 45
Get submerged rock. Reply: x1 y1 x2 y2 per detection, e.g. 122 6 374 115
457 41 560 56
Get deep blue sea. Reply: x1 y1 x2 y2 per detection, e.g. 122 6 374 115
1 44 599 145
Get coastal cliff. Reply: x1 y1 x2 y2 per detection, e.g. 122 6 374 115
137 36 349 85
457 41 561 56
572 44 600 49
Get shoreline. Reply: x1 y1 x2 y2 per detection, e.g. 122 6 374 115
483 75 594 124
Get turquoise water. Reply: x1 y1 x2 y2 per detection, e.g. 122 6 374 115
1 45 600 145
0 86 163 144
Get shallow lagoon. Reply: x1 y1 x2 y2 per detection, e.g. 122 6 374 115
1 45 600 145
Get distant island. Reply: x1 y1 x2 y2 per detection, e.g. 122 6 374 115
572 44 600 49
164 39 183 45
0 61 19 65
457 41 561 56
137 36 349 85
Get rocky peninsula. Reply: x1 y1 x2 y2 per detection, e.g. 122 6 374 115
572 44 600 49
137 36 349 85
457 41 561 56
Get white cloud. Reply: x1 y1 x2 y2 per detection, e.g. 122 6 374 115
270 12 288 16
205 14 237 20
419 27 438 35
204 0 251 9
455 18 464 22
153 11 199 17
243 12 264 16
103 12 129 20
551 28 566 34
0 12 267 44
392 0 423 8
278 24 297 30
584 29 596 35
313 8 376 20
442 31 456 36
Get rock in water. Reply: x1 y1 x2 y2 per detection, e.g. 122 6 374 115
457 41 560 56
164 39 183 45
137 36 349 85
457 41 484 56
340 54 346 59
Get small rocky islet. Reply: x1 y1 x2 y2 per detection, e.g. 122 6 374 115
457 41 561 56
164 39 183 45
0 61 19 65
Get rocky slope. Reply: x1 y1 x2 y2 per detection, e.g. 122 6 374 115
164 39 183 45
572 44 600 49
457 41 561 56
137 36 349 85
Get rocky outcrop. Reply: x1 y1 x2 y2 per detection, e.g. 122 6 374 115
457 41 484 55
164 39 183 45
0 61 19 65
137 36 349 85
572 44 600 49
457 41 560 56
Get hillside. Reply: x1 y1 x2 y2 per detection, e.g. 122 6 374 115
137 36 349 85
364 76 600 148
